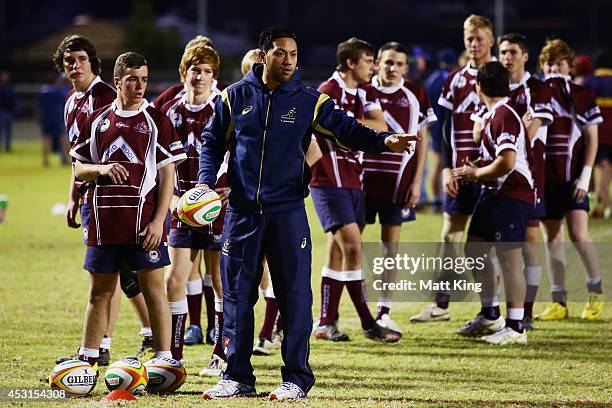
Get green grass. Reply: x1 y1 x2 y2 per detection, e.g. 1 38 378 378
0 141 611 407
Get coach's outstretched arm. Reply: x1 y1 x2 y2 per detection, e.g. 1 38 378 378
198 92 232 188
312 94 419 153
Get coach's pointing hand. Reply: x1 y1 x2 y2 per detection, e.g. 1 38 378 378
385 134 420 152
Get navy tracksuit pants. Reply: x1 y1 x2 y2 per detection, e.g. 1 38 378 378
220 206 315 393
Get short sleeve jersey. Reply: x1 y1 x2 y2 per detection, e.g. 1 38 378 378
479 98 535 205
161 93 228 234
363 76 437 204
545 75 603 182
310 71 382 190
70 100 187 245
438 64 482 167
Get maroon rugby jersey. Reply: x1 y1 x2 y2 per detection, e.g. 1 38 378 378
70 100 187 245
310 71 382 190
161 93 228 235
152 80 225 108
545 74 603 182
438 64 482 167
478 98 534 204
363 76 437 203
64 76 116 203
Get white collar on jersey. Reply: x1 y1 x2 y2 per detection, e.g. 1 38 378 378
490 96 510 113
509 72 531 91
180 91 216 112
75 75 103 98
332 71 359 95
465 56 497 76
371 75 405 94
111 99 150 117
545 73 572 81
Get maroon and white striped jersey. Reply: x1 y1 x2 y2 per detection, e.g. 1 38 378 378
310 71 382 190
152 80 225 108
544 74 603 182
70 100 187 245
161 93 228 234
478 98 535 204
363 76 437 204
438 64 482 167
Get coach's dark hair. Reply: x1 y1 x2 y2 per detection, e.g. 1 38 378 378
336 37 374 72
499 33 528 53
258 26 297 53
114 52 148 79
377 42 409 60
477 61 509 97
52 35 102 75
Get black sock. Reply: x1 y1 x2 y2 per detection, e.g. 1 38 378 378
480 306 500 320
435 292 450 309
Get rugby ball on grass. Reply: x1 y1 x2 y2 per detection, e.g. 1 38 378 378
104 358 148 395
49 359 98 396
143 357 186 394
177 187 222 227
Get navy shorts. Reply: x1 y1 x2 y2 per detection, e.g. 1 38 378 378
596 145 612 163
80 203 91 245
365 201 416 225
430 131 442 154
169 228 221 251
543 181 589 220
527 197 546 227
310 187 365 233
444 181 481 215
84 243 170 273
467 191 532 245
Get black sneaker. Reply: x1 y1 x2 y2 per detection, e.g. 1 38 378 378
363 321 401 343
55 353 78 365
206 327 215 345
136 336 155 361
523 316 535 331
98 348 110 366
313 322 350 341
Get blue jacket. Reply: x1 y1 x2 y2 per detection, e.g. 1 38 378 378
198 64 391 213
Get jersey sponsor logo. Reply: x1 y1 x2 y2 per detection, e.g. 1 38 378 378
102 136 142 164
221 239 230 256
146 249 161 263
498 132 517 144
281 107 297 124
99 119 111 132
242 105 253 115
171 112 183 127
456 76 467 89
134 122 150 134
116 122 130 128
186 117 196 124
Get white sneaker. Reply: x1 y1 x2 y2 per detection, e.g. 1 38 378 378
202 379 256 399
376 313 402 334
481 327 528 345
269 382 306 400
457 315 505 337
253 337 275 356
409 303 451 322
199 354 227 377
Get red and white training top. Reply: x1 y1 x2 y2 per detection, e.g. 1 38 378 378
161 93 229 235
70 100 187 246
310 71 382 190
363 76 437 204
478 98 534 205
544 74 603 182
438 63 483 167
65 76 116 203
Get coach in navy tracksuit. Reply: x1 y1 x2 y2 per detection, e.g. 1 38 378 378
199 26 418 400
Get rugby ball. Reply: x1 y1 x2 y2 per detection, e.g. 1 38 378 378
143 357 187 394
177 187 222 227
104 358 148 395
49 359 98 396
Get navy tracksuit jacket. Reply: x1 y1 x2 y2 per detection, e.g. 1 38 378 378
198 64 391 392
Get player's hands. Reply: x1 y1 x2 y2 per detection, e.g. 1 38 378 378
404 181 421 209
442 168 459 198
100 163 129 184
139 219 163 251
385 134 420 152
452 160 480 182
65 199 80 228
572 185 588 202
215 187 230 206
